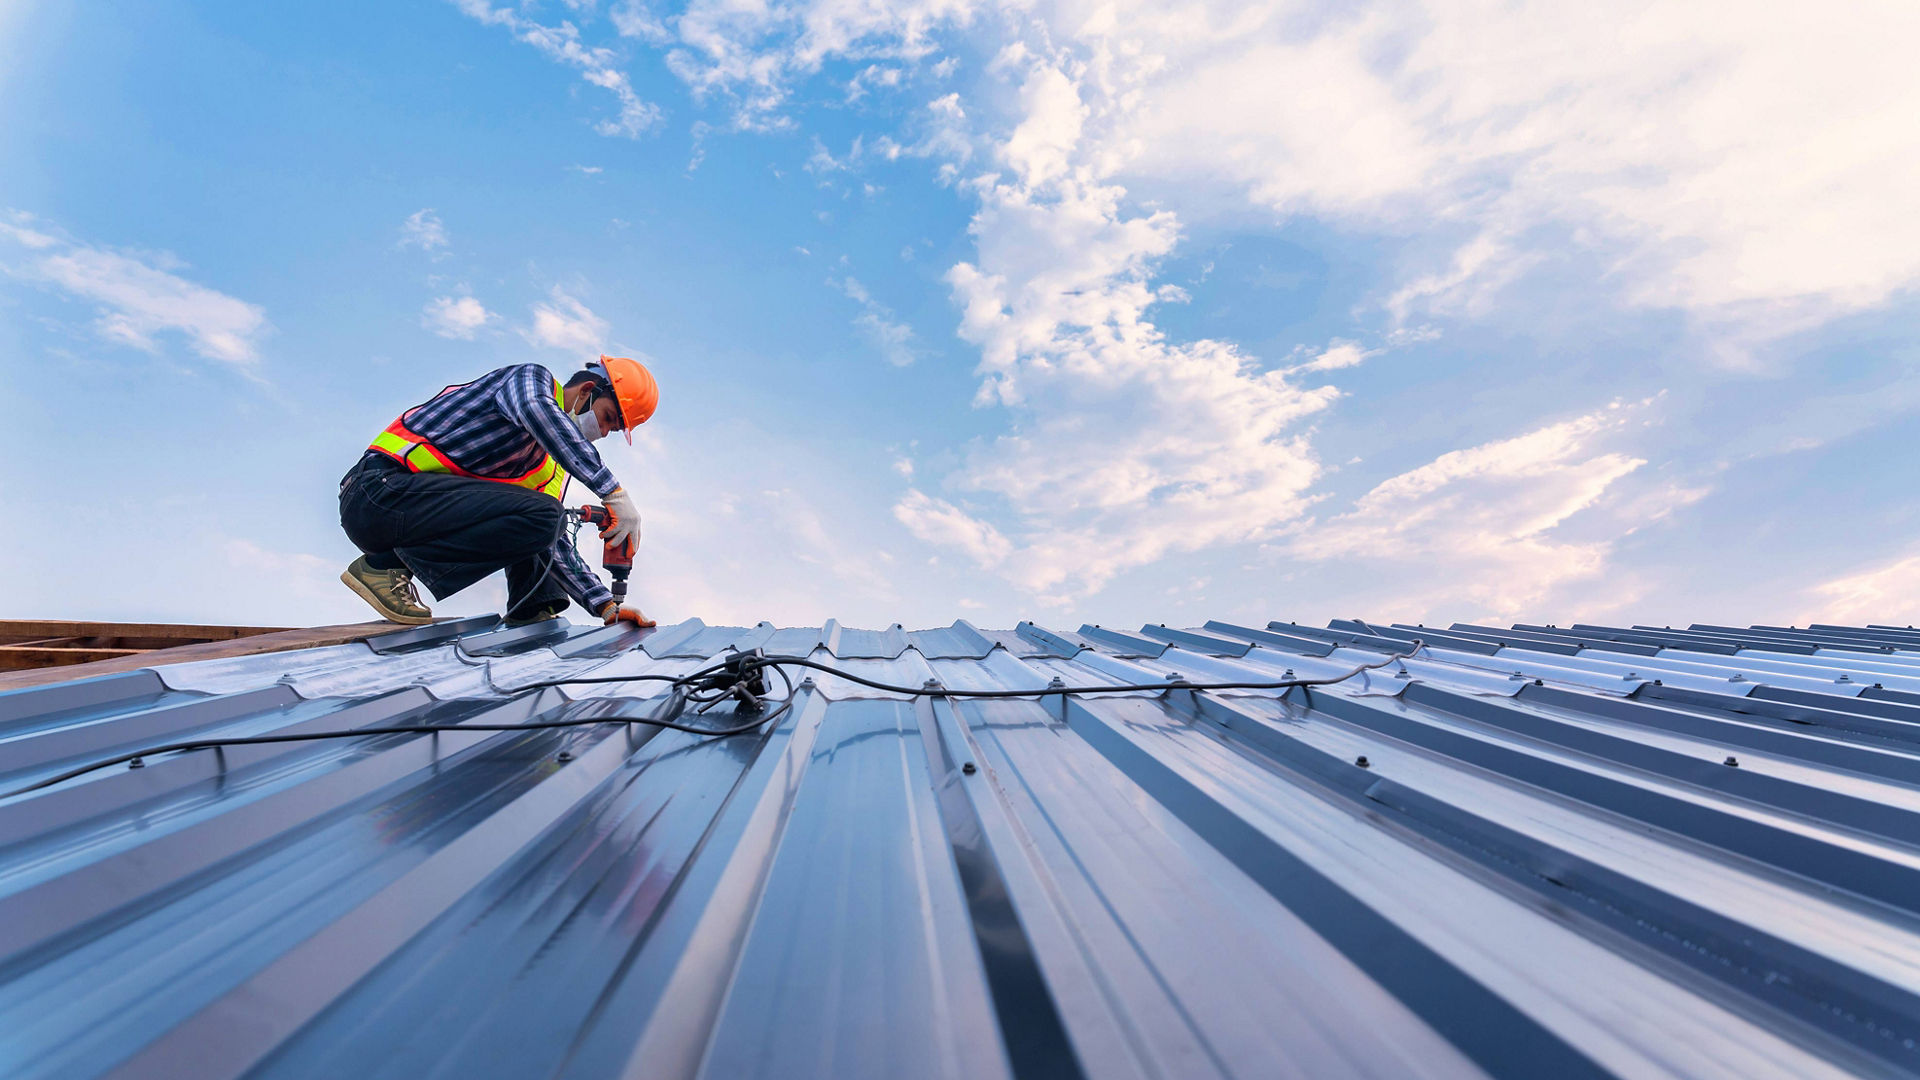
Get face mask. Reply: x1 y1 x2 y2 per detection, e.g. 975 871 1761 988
572 405 605 442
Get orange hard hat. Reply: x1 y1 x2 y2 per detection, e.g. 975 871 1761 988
595 354 658 442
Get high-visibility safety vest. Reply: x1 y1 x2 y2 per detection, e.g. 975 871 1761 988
368 379 570 499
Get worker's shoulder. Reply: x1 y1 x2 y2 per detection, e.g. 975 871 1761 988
487 362 559 381
475 363 563 394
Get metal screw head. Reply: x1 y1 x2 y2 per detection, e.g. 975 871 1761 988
127 757 145 770
1724 755 1739 767
1355 755 1370 768
557 750 574 763
961 761 977 775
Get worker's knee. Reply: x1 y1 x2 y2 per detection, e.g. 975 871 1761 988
526 496 563 530
503 495 564 551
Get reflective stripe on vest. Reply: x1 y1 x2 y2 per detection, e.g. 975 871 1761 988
368 379 571 499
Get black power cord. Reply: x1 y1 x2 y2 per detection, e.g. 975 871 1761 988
1 640 1419 800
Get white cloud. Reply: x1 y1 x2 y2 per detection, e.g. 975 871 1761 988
1285 402 1653 615
846 64 903 102
901 54 1339 598
646 0 1920 334
1294 340 1374 373
658 0 984 128
399 208 448 251
805 136 847 175
894 490 1012 567
2 213 269 366
423 295 493 339
522 287 609 352
454 0 662 137
610 0 672 45
584 0 1920 612
836 276 916 366
584 427 910 624
1811 554 1920 627
1078 0 1920 341
569 164 605 175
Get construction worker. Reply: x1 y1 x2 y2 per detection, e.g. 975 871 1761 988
337 356 659 628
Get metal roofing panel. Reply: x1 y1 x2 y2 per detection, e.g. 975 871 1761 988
3 615 1920 1078
1200 620 1335 656
1013 621 1091 657
1074 624 1169 658
832 621 910 659
905 619 996 659
1121 624 1237 657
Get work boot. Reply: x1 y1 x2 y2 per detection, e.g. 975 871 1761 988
341 556 433 625
504 602 567 627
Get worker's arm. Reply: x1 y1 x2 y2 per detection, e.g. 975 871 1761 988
548 534 615 615
495 364 622 497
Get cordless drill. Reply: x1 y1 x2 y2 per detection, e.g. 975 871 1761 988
570 504 634 606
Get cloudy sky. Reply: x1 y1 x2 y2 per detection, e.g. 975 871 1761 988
3 0 1918 632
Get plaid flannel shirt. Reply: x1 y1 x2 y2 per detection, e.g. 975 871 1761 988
399 364 621 613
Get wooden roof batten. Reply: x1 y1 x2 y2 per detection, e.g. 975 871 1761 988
0 618 400 691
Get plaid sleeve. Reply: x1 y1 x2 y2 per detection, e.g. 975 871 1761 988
551 534 614 615
495 365 621 497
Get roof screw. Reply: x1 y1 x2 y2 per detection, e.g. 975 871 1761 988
961 761 978 775
1509 671 1525 680
1875 683 1885 689
1282 669 1295 679
923 678 942 691
1047 676 1066 688
557 750 574 763
1728 673 1747 683
1623 672 1639 680
127 757 145 770
1835 674 1852 683
1724 755 1740 767
1355 755 1370 768
1533 678 1544 686
800 676 816 690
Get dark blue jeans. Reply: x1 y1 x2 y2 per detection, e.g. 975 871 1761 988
339 454 569 619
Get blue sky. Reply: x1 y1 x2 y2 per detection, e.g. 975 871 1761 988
4 0 1919 631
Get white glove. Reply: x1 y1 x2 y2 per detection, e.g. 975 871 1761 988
601 486 641 549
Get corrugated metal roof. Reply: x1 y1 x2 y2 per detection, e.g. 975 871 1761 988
4 616 1920 1079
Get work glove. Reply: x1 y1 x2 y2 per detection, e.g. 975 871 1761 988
601 486 641 549
600 602 655 628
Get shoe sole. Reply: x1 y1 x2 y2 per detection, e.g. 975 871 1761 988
340 570 435 625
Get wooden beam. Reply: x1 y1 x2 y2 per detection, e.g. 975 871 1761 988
0 621 404 691
0 647 148 671
0 620 292 645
